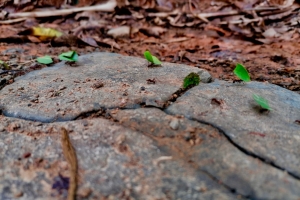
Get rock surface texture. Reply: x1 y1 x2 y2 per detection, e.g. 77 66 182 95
0 52 299 200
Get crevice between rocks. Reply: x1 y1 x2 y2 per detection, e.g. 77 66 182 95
74 107 113 121
100 109 251 198
99 105 300 198
188 160 250 199
1 81 299 184
72 106 292 184
162 87 189 108
162 84 300 181
0 83 196 122
72 84 195 122
185 116 300 181
141 133 251 199
0 108 250 198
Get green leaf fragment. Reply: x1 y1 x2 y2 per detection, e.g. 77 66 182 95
0 60 10 70
234 63 250 82
36 55 53 64
59 51 78 62
144 50 161 65
253 94 271 110
144 51 153 63
63 51 75 58
151 55 161 65
183 72 200 89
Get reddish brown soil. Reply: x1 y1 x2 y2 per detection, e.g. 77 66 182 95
0 1 299 93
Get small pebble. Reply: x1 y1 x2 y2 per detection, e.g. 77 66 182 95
0 124 5 132
23 152 31 158
82 120 88 126
4 75 12 81
13 190 23 198
10 122 21 130
184 132 191 141
92 81 104 89
78 187 92 198
169 118 179 130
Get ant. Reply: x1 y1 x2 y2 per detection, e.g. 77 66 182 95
146 78 156 84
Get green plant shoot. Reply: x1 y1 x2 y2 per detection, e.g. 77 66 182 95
253 94 271 110
144 51 161 65
234 63 250 82
59 51 78 62
36 55 53 64
183 72 200 89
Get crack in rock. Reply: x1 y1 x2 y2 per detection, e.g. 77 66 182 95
188 117 300 181
1 53 300 199
0 115 241 200
165 80 300 185
110 107 300 199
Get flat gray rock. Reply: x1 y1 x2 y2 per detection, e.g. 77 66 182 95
111 108 300 199
0 115 238 200
1 52 300 200
0 52 209 122
166 80 300 179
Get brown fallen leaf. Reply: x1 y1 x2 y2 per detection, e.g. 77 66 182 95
61 127 78 200
37 0 64 8
0 36 31 43
205 24 231 37
27 35 41 43
51 34 87 47
94 37 120 50
80 36 99 47
139 26 166 37
107 26 130 38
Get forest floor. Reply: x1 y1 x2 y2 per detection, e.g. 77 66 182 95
0 0 299 93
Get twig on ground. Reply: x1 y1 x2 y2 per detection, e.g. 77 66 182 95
219 18 261 25
0 17 27 24
188 0 208 23
7 0 116 19
61 127 78 200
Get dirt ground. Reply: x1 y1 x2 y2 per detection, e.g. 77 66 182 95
0 0 299 93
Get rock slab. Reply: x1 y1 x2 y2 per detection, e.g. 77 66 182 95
166 80 300 179
0 52 209 122
0 52 300 200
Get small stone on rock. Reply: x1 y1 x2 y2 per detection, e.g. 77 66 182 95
197 70 212 83
169 118 179 130
78 187 92 198
92 81 104 89
0 124 5 132
13 190 23 198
